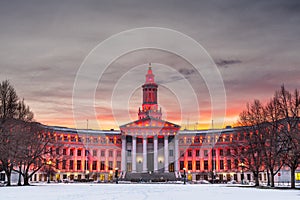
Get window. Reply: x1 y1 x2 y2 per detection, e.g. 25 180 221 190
56 148 60 155
187 150 192 157
92 161 97 170
101 150 105 157
188 161 192 170
77 149 82 156
63 149 67 155
204 161 208 170
227 160 231 170
187 138 192 144
77 160 81 170
70 160 74 170
62 160 66 170
109 150 113 157
93 150 97 157
204 150 208 157
100 161 105 170
64 135 68 142
71 136 76 142
85 150 89 156
220 160 224 170
116 161 121 170
70 149 74 156
219 149 224 156
108 161 113 170
169 149 173 157
86 137 91 143
109 137 114 144
180 161 184 170
196 161 200 170
93 138 98 144
226 149 231 156
234 159 239 169
117 151 121 157
196 149 200 157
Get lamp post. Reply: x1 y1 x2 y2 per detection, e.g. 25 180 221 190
47 160 52 184
115 167 119 184
211 148 215 184
239 163 245 184
183 168 186 185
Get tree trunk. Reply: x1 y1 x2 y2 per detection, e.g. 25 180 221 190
270 170 275 187
17 171 22 186
254 172 259 187
291 167 296 189
23 174 30 186
5 171 11 186
266 170 270 186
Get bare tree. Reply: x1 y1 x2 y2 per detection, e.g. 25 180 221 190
0 80 35 186
233 100 267 186
17 99 34 122
0 80 18 119
0 119 17 186
277 86 300 189
263 96 285 187
13 122 57 185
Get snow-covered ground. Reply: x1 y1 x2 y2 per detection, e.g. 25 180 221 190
0 183 299 200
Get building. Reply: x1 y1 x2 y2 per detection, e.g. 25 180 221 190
32 65 269 183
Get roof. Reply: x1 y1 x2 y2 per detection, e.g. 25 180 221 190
44 125 121 135
42 124 235 136
119 116 181 129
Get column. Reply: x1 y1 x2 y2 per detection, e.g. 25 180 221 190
164 135 169 172
142 136 148 172
121 136 126 172
154 135 158 172
174 135 179 172
132 136 137 172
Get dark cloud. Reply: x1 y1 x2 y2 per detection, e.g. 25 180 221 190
178 68 195 76
0 0 299 129
215 59 242 68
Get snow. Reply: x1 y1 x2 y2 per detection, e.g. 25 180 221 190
0 183 299 200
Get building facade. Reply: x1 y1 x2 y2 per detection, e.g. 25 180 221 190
33 66 270 183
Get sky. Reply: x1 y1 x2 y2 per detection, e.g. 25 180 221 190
0 0 299 130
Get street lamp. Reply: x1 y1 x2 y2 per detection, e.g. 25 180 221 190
239 163 245 184
183 168 186 185
46 160 52 183
115 167 119 184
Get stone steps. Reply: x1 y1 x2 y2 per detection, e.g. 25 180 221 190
124 172 177 182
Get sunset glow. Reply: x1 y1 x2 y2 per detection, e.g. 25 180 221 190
0 1 299 130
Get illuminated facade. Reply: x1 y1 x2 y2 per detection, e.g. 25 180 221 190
32 66 272 183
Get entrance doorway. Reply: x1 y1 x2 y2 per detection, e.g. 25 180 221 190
147 152 154 172
169 163 174 172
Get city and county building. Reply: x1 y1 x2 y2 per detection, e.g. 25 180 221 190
29 66 296 184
